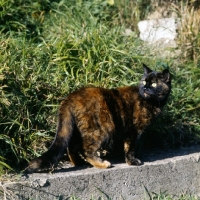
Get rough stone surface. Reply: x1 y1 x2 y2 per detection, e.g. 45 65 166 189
1 145 200 200
138 18 177 43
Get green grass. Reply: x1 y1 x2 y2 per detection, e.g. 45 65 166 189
145 190 200 200
55 193 200 200
0 0 200 175
69 190 200 200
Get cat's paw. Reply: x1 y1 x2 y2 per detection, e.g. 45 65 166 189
103 160 111 168
126 157 142 166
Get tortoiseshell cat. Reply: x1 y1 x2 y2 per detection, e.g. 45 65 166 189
27 64 171 172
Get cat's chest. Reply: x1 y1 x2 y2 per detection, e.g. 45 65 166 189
133 103 161 132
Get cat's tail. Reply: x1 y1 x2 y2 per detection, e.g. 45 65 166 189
26 107 74 173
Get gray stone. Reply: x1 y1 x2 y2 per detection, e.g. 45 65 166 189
138 18 177 43
1 145 200 200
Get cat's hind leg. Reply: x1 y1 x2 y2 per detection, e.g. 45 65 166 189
68 152 85 166
67 146 85 166
78 112 112 168
68 143 110 168
85 154 111 169
83 140 111 168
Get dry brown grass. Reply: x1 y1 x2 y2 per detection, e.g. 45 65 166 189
174 2 200 64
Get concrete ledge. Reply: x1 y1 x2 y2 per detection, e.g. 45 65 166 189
1 145 200 200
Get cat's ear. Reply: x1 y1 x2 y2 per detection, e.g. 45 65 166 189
143 63 152 75
162 69 170 82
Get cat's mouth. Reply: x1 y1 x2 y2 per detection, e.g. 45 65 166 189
139 87 156 100
140 91 150 99
141 89 156 100
143 88 153 97
144 93 149 98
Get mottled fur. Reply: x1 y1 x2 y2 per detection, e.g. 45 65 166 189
27 64 171 172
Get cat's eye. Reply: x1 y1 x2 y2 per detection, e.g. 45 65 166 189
152 83 157 87
142 81 146 85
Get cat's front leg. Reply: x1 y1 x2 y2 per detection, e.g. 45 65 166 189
124 137 142 166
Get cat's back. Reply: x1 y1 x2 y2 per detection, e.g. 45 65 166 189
65 86 139 103
66 87 110 102
59 87 112 111
59 86 140 117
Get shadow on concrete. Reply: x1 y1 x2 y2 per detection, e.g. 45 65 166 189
142 144 200 163
23 144 200 176
55 144 200 173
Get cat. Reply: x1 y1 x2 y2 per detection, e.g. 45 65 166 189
27 64 171 172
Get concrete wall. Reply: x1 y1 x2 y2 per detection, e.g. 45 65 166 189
1 145 200 200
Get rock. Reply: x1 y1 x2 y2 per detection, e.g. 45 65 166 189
138 17 177 44
1 145 200 199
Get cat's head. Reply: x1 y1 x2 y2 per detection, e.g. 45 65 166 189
139 64 171 104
